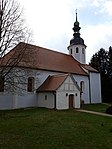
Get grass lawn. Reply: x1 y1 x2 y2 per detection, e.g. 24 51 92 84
0 108 112 149
82 103 111 113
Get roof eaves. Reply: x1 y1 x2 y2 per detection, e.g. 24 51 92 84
81 64 99 73
70 75 81 91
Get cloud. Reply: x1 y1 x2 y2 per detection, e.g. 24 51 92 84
101 0 112 16
18 0 112 64
82 23 112 63
71 0 112 17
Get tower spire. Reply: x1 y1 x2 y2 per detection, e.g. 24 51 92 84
73 9 80 34
67 10 87 64
76 9 78 22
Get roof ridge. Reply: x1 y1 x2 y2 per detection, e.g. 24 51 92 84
23 42 70 57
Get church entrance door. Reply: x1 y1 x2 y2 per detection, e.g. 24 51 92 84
69 94 74 108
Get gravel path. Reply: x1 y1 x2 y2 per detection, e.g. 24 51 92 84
77 109 112 117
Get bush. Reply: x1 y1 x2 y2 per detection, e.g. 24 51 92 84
106 106 112 115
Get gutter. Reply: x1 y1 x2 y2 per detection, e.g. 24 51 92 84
88 73 92 104
53 92 56 109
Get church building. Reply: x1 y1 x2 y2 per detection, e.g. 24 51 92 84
0 12 102 110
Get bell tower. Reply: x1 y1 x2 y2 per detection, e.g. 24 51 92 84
68 10 86 64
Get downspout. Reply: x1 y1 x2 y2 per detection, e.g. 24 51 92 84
53 92 56 109
89 73 92 104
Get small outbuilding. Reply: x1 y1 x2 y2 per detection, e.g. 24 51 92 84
37 74 81 110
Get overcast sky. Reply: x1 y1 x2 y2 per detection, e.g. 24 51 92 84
18 0 112 63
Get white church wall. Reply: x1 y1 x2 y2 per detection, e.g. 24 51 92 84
0 67 64 110
56 91 68 109
2 68 55 100
0 94 13 109
37 92 55 109
0 93 37 109
74 92 80 108
15 94 37 109
90 72 102 103
56 91 80 109
9 68 56 95
0 66 94 110
37 70 62 88
0 68 40 110
68 45 86 64
56 77 70 109
4 68 39 94
73 75 90 103
56 76 80 109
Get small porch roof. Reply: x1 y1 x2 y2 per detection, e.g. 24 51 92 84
37 74 80 92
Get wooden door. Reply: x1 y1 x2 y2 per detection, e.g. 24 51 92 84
69 95 74 108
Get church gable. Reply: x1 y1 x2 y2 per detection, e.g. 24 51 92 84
58 75 80 92
37 74 80 92
37 74 81 109
37 74 67 92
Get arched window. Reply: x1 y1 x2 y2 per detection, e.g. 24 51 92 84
70 49 72 54
80 81 85 92
27 77 34 92
82 48 84 54
0 77 4 92
76 47 79 53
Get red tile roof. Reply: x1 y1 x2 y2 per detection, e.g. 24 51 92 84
81 64 98 72
1 42 88 75
37 74 69 91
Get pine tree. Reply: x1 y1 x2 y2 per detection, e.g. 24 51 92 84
108 46 112 78
89 48 112 102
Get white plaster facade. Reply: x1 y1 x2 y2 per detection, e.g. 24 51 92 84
37 75 80 109
72 74 90 103
89 72 102 103
0 66 102 110
37 92 55 109
68 44 86 64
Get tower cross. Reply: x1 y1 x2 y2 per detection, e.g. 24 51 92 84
76 9 78 22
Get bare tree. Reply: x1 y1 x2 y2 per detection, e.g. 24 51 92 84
0 0 32 55
0 0 32 92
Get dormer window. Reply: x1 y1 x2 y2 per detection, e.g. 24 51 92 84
76 47 79 53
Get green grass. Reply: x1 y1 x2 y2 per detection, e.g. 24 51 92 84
0 108 112 149
82 103 110 113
